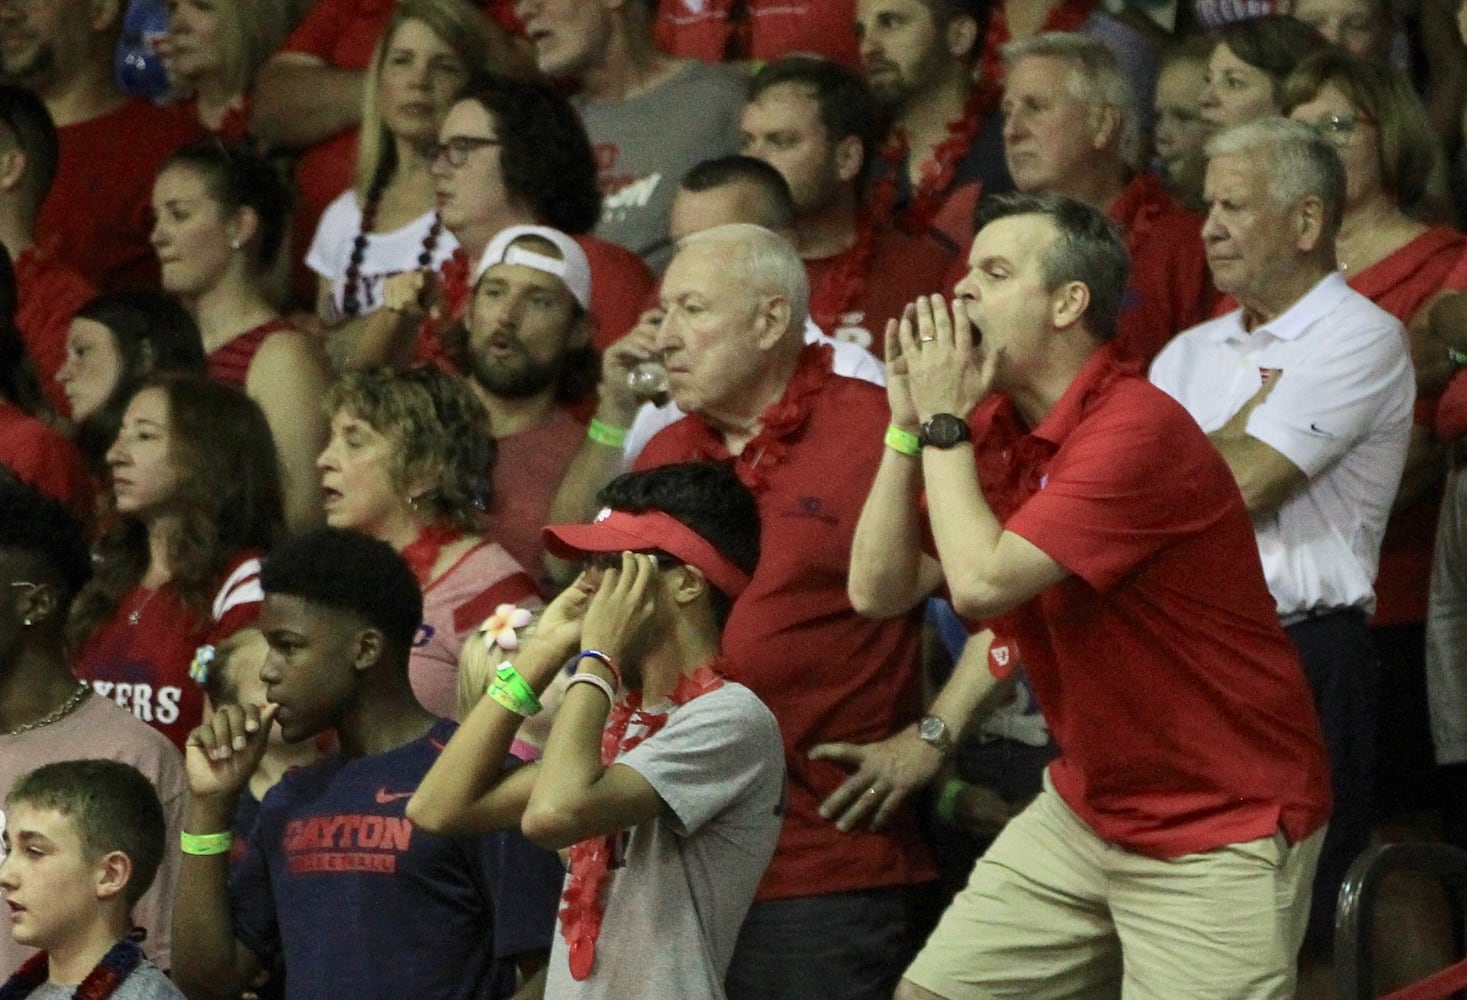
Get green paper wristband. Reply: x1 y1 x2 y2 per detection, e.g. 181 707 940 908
885 425 921 457
181 830 233 856
935 778 966 827
587 419 628 448
487 663 542 716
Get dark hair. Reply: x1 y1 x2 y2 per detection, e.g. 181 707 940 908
749 56 882 187
977 192 1131 341
0 478 93 606
1214 16 1328 105
454 74 601 234
0 242 46 416
159 140 294 273
7 760 167 907
596 462 760 628
0 85 58 214
680 155 797 232
71 292 205 474
261 527 423 650
69 375 284 646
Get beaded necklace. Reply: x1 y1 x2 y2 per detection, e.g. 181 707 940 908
339 174 444 319
0 939 144 1000
558 657 728 981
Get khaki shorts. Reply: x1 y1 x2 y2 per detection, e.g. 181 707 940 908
905 774 1326 1000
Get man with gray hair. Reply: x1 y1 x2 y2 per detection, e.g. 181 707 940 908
629 222 936 1000
1150 117 1415 950
849 190 1330 999
1003 33 1213 364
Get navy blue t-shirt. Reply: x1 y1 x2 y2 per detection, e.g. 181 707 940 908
230 719 562 999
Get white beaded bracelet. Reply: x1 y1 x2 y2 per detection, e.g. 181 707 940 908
566 672 616 705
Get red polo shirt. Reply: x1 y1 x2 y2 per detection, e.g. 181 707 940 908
970 346 1330 857
636 346 935 900
1107 171 1214 366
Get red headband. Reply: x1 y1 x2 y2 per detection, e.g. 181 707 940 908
542 508 752 599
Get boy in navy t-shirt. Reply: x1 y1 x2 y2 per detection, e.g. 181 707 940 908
170 528 562 1000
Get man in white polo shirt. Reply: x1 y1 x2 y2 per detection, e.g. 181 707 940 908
1150 117 1414 951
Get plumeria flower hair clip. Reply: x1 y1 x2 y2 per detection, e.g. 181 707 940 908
480 604 534 652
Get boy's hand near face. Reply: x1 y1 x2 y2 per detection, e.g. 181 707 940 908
184 703 280 802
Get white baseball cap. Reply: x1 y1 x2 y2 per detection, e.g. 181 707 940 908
473 225 592 311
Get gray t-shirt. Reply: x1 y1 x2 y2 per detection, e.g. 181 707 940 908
545 682 785 999
575 60 744 272
29 959 184 1000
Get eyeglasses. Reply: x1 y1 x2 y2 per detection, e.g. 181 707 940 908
430 136 501 168
1306 112 1374 146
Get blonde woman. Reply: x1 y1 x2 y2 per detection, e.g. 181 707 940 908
306 0 497 368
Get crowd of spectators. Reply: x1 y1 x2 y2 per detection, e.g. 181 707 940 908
4 0 1467 996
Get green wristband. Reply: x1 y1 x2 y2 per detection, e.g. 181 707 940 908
181 830 233 856
885 425 920 457
487 663 542 716
587 418 628 448
935 778 966 826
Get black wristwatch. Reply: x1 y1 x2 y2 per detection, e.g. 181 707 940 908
918 413 971 449
918 715 955 758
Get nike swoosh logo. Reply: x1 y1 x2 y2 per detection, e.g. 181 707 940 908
375 789 414 804
1308 422 1334 437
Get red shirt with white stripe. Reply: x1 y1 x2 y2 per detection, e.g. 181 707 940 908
75 552 263 749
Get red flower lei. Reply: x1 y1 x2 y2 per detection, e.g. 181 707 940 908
558 657 729 981
413 246 472 367
399 521 463 585
688 343 834 494
872 85 998 237
0 939 142 999
807 210 879 335
978 0 1099 87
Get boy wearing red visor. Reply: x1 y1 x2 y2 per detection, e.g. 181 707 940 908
409 461 785 1000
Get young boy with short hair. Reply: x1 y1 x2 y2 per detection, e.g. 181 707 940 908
172 527 562 1000
0 759 183 999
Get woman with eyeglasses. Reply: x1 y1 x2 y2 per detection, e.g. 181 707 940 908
318 366 542 718
69 374 285 750
306 0 498 370
1283 51 1466 983
382 73 654 368
151 140 331 532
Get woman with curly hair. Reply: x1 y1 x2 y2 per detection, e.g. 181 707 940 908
307 0 499 368
70 374 284 749
318 366 541 717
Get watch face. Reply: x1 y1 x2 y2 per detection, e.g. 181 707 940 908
921 414 970 449
920 716 945 741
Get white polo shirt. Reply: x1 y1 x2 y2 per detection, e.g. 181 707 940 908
1149 272 1414 619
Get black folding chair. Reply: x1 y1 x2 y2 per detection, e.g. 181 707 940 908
1336 842 1467 1000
